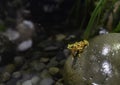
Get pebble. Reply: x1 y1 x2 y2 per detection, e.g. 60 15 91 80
55 34 66 41
49 67 59 75
55 79 63 85
40 78 54 85
30 61 46 71
2 72 11 82
6 78 19 85
12 71 22 79
4 64 15 73
40 58 49 63
3 28 20 41
31 76 40 85
22 20 34 30
99 27 108 34
14 56 24 65
22 80 32 85
40 70 51 79
19 73 33 82
44 46 59 51
47 57 58 67
16 81 22 85
17 39 32 51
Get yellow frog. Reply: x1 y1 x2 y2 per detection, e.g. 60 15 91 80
67 40 89 57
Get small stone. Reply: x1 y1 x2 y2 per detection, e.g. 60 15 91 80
3 28 20 41
16 81 22 85
30 61 46 71
55 79 63 85
6 78 18 85
40 58 49 63
44 46 59 51
2 72 11 82
14 56 24 65
31 76 40 85
99 27 108 35
12 71 21 79
56 34 66 41
4 64 15 73
65 35 76 40
40 78 54 85
17 39 32 51
22 80 32 85
49 67 59 75
16 20 35 41
40 70 51 79
47 57 58 67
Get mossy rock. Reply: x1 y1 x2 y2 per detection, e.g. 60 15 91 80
63 33 120 85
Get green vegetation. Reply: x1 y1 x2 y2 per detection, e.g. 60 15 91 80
68 0 120 39
83 0 106 39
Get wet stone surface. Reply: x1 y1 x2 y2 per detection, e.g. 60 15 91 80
64 33 120 85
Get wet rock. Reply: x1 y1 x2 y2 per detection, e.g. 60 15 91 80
3 28 20 41
4 64 16 73
16 81 22 85
1 64 15 82
17 39 32 51
12 71 22 79
55 79 63 85
16 20 35 41
30 60 46 71
40 70 51 79
49 67 59 76
44 46 59 51
55 34 66 41
99 27 108 34
1 72 11 82
40 58 49 63
31 76 41 85
47 57 58 67
14 56 24 66
15 20 35 51
65 35 76 40
64 33 120 85
22 80 32 85
6 78 19 85
40 78 54 85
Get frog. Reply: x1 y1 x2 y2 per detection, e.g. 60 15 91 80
63 33 120 85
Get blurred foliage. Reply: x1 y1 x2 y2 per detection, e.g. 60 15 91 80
0 23 6 31
67 0 120 39
114 22 120 32
83 0 107 39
